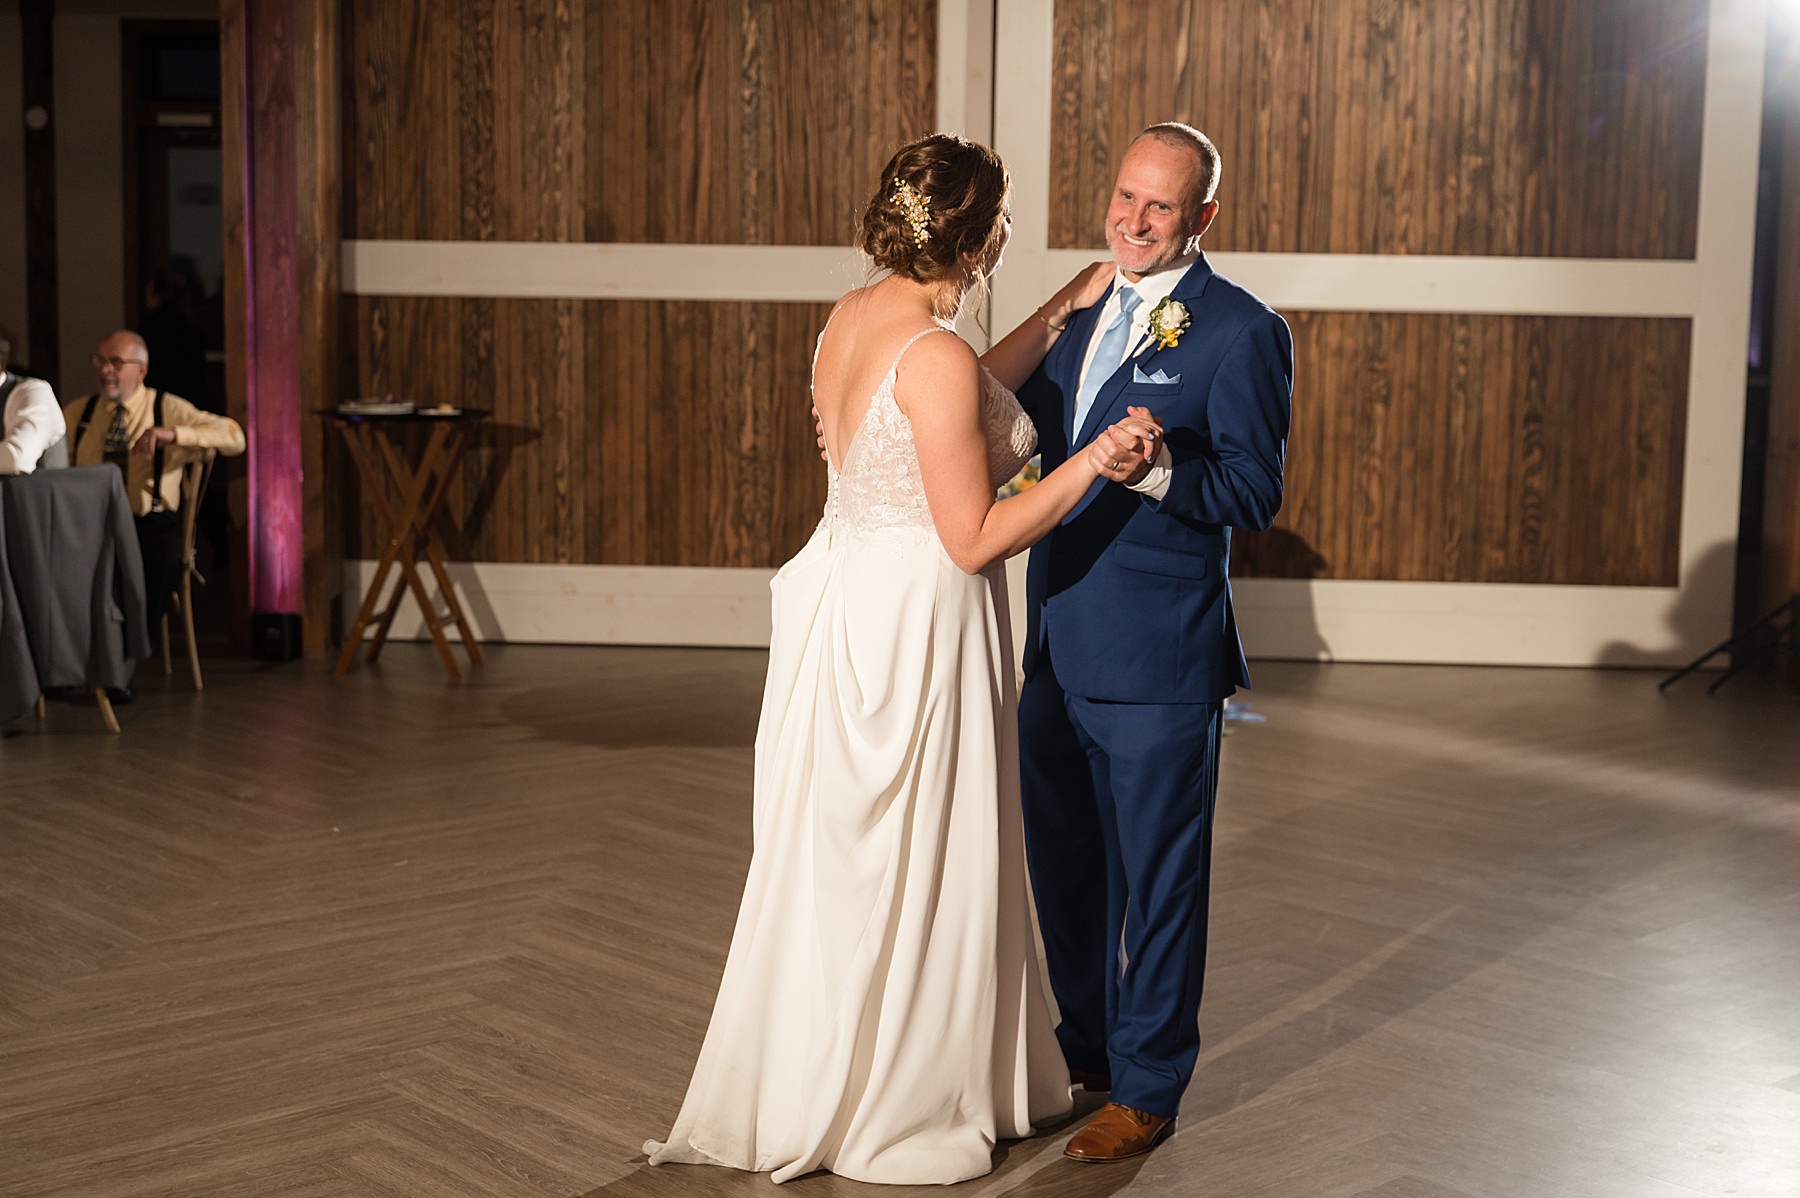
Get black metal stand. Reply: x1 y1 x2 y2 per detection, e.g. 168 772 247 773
1660 595 1800 694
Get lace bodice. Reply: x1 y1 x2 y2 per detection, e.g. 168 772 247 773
820 328 1037 544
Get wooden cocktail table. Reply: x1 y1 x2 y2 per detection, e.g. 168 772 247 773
322 408 489 680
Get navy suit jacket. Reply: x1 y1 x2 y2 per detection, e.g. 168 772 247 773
1017 252 1293 703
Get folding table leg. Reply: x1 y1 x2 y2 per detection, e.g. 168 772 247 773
375 427 463 679
335 424 406 674
409 430 484 668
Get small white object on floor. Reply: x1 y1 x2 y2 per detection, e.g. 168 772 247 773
1223 699 1267 724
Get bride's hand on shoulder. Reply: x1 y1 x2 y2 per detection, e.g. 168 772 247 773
1042 261 1115 329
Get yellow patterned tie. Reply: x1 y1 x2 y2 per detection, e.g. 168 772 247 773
103 401 132 477
103 402 131 452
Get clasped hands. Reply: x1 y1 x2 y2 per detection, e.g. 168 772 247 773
1088 406 1163 485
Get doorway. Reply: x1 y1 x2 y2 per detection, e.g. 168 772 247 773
121 20 234 651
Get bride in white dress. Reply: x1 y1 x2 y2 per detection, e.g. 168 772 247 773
645 134 1157 1186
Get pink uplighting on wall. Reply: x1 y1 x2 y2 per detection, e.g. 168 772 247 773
238 0 304 617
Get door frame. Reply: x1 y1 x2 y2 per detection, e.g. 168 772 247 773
120 18 222 328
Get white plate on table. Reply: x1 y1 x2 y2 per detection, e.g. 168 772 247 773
338 402 414 416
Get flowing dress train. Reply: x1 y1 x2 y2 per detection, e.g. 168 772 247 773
645 327 1071 1185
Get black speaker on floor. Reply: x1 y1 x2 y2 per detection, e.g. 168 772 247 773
253 611 303 661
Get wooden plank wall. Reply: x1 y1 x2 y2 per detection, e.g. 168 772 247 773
1282 312 1689 586
341 0 934 567
349 296 831 568
342 0 1711 586
1049 0 1706 257
1050 0 1708 586
295 0 344 652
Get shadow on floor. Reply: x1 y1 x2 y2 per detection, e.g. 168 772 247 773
498 647 768 748
581 1090 1141 1197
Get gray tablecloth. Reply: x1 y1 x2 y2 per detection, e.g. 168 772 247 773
0 466 151 724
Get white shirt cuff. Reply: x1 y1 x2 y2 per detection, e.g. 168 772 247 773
1126 441 1172 501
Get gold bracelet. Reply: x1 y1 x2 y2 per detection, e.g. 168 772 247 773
1034 308 1065 333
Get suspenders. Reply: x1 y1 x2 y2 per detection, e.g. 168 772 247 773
75 392 100 446
75 389 168 513
0 372 19 408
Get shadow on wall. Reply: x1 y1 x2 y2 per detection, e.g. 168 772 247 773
1232 527 1332 662
1598 540 1736 668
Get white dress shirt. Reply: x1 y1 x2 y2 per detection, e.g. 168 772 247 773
1074 255 1196 502
0 371 64 475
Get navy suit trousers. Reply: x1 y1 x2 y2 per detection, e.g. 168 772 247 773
1019 650 1222 1118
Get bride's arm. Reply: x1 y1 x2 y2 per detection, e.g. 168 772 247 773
902 335 1138 575
979 261 1114 392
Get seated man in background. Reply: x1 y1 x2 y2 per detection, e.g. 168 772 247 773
63 330 244 664
0 322 65 474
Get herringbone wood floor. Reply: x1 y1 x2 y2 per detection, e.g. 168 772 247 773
2 647 1796 1198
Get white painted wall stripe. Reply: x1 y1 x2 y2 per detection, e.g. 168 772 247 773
348 560 1706 668
342 239 1709 319
341 240 871 302
935 0 995 145
1671 0 1765 619
1231 578 1694 668
1050 250 1705 318
990 0 1057 341
346 561 776 648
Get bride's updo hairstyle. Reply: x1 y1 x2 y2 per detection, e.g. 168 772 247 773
860 134 1010 282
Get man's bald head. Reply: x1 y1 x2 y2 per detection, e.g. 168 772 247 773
94 330 150 399
1130 122 1221 212
98 330 149 362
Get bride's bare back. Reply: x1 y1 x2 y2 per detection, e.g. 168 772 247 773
811 275 1132 575
811 282 958 474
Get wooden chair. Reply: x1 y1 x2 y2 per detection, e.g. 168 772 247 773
160 450 216 691
32 689 119 733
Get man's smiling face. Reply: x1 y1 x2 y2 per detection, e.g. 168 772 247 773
1104 138 1217 280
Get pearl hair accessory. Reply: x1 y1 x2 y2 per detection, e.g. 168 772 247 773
892 180 931 245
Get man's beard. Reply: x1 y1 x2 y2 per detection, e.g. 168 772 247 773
1106 226 1190 276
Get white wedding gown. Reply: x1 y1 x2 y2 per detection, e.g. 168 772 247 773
645 327 1072 1185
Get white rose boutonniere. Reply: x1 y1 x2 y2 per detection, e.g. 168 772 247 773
1147 297 1190 349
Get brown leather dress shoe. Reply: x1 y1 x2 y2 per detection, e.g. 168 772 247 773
1063 1102 1175 1162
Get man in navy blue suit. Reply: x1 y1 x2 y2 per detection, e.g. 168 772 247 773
1014 122 1293 1162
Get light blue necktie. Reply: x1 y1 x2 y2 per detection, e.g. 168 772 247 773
1073 286 1140 438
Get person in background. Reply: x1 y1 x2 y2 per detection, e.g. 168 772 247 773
138 267 209 406
63 330 244 678
0 322 65 475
